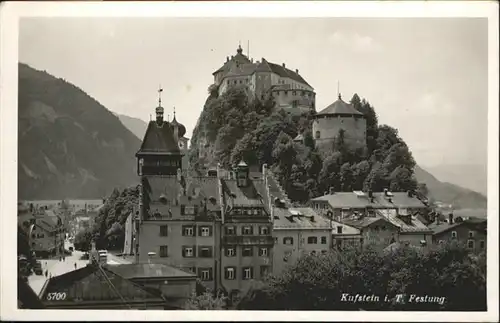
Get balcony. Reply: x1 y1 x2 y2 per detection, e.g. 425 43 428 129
222 235 274 246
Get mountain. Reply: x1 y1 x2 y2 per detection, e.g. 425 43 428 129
423 164 487 196
414 165 487 210
116 114 148 140
18 63 141 200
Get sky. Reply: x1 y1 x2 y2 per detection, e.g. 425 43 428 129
18 17 488 169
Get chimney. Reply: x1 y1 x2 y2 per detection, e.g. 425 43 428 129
282 63 286 68
295 69 299 74
324 191 328 196
177 168 182 182
329 187 335 195
436 214 441 225
226 56 229 62
448 213 454 225
368 190 373 198
407 190 413 198
384 188 388 196
251 58 254 63
262 163 268 181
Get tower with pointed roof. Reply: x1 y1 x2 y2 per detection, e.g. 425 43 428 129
136 89 185 176
212 45 316 114
312 93 367 154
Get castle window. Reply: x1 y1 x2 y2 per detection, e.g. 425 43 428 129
315 131 321 139
239 80 242 84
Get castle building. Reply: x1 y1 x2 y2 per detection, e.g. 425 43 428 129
212 45 316 114
312 93 367 153
134 91 277 301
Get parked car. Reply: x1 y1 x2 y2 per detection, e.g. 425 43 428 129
33 261 43 275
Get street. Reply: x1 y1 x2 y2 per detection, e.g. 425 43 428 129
27 240 132 295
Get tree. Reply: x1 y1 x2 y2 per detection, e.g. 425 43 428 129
339 162 354 191
184 291 227 310
74 229 92 252
388 166 418 192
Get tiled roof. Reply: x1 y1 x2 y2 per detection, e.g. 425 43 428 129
137 121 180 155
312 192 428 209
316 96 364 116
378 209 432 233
221 179 268 208
106 264 197 280
142 175 183 204
185 177 221 211
330 219 360 235
428 221 465 235
213 51 252 75
273 207 331 229
265 60 311 87
225 63 256 77
39 264 165 306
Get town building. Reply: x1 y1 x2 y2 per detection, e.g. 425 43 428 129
311 190 432 247
218 161 274 301
18 203 65 257
311 93 367 153
105 263 197 308
428 214 487 253
212 45 316 114
272 205 332 275
38 263 169 309
133 92 276 301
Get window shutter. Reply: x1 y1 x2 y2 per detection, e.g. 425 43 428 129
182 247 186 258
193 246 197 257
224 268 228 279
180 205 185 215
209 246 213 257
198 226 203 236
181 226 185 236
209 226 213 236
193 225 197 236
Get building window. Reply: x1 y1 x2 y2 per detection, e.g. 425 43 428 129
182 206 196 215
199 268 213 281
187 266 196 274
337 226 343 234
259 247 268 257
315 131 320 139
183 246 195 258
200 226 211 237
451 231 457 239
160 225 168 237
226 247 236 257
480 240 485 249
283 237 294 245
199 246 213 258
225 267 236 280
242 226 253 235
307 236 318 244
259 226 270 235
260 266 270 278
242 267 253 280
183 226 195 236
225 226 236 235
159 245 168 257
468 231 474 238
243 247 253 257
321 236 327 244
467 239 475 249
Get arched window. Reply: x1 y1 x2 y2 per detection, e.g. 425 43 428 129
315 131 321 139
283 237 294 245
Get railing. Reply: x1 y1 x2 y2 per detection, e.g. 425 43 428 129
222 235 274 245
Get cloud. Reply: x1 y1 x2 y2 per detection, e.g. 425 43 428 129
328 31 382 53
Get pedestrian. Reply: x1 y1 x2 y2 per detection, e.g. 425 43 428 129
74 262 77 270
45 270 48 278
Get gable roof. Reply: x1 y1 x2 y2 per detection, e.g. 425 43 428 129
265 60 311 87
137 121 180 155
213 50 252 75
221 178 269 208
18 277 45 309
316 95 364 116
106 264 197 280
378 209 432 233
340 216 390 229
39 264 165 307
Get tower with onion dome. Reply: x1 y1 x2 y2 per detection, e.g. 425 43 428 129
311 93 367 154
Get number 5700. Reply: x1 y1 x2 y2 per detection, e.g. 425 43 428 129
46 292 67 301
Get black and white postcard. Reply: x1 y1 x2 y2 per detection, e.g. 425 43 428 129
1 1 498 321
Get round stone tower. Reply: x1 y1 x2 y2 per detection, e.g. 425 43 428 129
312 93 366 154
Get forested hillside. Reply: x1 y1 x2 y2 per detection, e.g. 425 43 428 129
189 86 487 208
18 63 141 199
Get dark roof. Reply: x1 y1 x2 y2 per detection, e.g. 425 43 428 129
18 277 45 309
221 178 269 208
142 175 184 204
213 48 252 75
428 221 464 235
312 192 428 209
39 264 165 307
169 115 186 138
316 95 364 116
137 121 180 155
378 209 432 233
185 177 221 211
265 60 311 87
106 264 197 280
225 62 256 77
